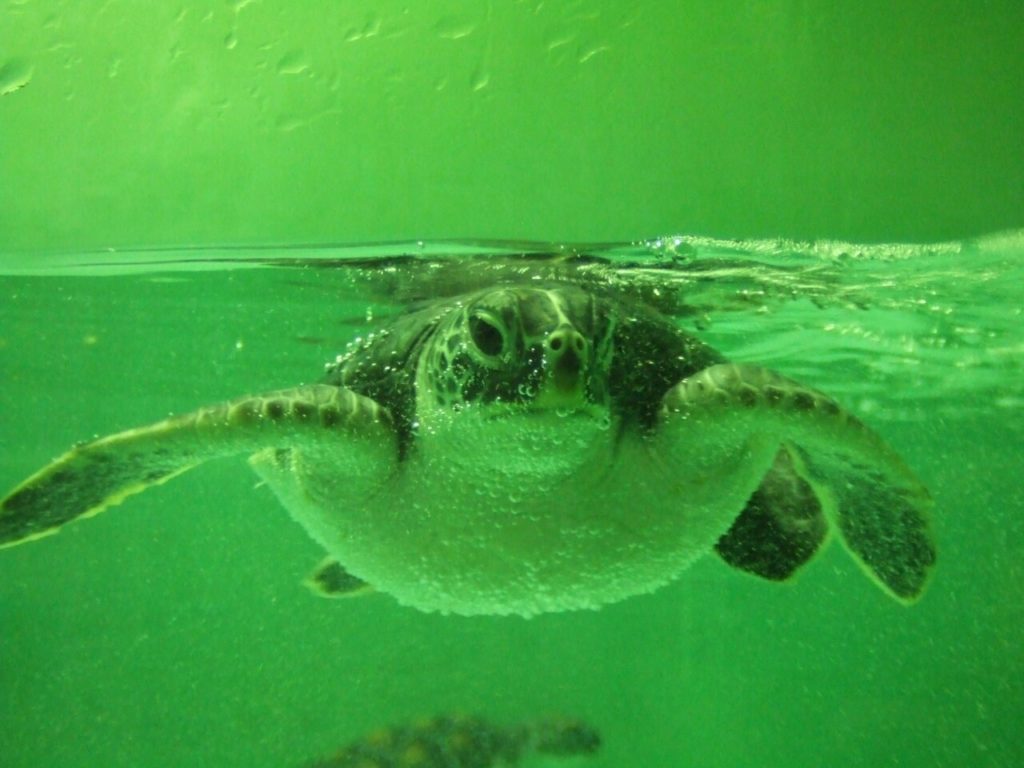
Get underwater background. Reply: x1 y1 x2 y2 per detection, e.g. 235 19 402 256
1 2 1022 767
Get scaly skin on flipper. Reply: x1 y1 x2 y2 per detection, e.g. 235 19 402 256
715 444 829 582
303 714 600 768
0 386 395 549
661 363 936 602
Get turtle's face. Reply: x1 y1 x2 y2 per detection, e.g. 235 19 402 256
418 286 615 419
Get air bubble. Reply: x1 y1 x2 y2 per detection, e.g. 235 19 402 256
0 58 33 96
470 66 490 91
276 50 309 76
516 383 536 398
545 32 575 52
434 17 477 40
345 15 381 42
577 45 609 64
275 114 305 132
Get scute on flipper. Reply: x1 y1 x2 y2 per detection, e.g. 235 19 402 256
715 444 829 582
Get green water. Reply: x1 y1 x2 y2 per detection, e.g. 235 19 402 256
0 236 1022 766
2 1 1023 765
2 2 1023 249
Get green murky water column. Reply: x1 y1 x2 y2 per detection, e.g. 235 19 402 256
1 3 1023 768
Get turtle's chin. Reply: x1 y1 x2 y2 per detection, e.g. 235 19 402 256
485 399 608 422
531 385 587 412
447 400 614 486
461 375 602 420
518 367 606 413
483 403 610 438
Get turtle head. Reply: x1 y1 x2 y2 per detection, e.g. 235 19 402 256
417 286 615 421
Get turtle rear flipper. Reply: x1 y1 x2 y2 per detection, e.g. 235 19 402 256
305 557 374 598
660 364 936 603
715 444 829 582
0 385 395 548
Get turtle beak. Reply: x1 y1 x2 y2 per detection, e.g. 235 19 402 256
536 325 589 407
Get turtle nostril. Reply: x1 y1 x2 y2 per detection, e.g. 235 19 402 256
549 337 563 351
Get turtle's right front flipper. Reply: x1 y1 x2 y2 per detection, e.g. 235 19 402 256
660 364 936 603
0 385 394 549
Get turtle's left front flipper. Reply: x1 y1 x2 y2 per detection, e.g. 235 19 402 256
659 364 936 603
0 385 394 549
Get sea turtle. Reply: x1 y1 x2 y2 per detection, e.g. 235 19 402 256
0 283 935 616
302 713 599 768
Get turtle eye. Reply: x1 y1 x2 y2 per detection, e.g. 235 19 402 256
469 313 506 358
